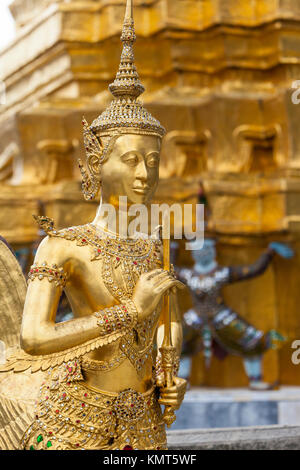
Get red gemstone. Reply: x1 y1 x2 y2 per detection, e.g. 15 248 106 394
45 396 49 400
82 239 86 243
97 249 101 253
133 262 137 265
123 446 133 450
76 443 80 447
76 420 80 424
81 403 85 407
55 410 59 414
116 257 120 261
84 393 88 397
62 393 66 398
131 404 134 408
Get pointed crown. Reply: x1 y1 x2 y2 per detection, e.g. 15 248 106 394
90 0 165 138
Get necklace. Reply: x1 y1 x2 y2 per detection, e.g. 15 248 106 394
49 223 162 376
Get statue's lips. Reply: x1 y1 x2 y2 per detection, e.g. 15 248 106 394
132 187 150 195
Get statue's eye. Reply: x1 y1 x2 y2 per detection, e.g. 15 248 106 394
122 153 139 166
146 154 159 168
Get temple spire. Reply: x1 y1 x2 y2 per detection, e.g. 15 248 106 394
90 0 165 137
124 0 133 23
108 0 145 99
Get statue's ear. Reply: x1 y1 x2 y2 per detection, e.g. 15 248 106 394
82 117 103 177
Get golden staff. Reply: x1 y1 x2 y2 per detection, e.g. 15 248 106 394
159 213 177 427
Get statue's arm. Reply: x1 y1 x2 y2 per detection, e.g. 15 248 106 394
21 237 137 357
228 249 274 284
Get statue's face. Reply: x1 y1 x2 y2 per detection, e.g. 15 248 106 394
101 134 161 205
192 240 217 269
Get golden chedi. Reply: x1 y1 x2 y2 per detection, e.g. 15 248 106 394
0 0 186 450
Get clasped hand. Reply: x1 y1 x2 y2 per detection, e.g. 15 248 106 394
132 269 185 321
157 375 187 410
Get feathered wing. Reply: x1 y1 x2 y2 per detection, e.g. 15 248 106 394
0 237 43 450
0 236 26 352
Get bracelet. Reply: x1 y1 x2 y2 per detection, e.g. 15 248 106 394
28 262 68 288
94 299 138 336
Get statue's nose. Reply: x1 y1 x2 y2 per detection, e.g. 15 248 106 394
135 160 148 181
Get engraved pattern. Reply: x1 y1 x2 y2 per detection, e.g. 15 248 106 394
21 367 167 450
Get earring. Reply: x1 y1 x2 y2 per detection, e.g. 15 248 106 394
78 117 104 201
78 158 101 201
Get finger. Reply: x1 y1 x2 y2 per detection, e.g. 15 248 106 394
159 386 186 395
158 399 181 409
160 395 181 402
173 377 188 389
159 397 184 405
152 271 173 284
155 279 185 294
160 390 186 400
145 269 164 280
159 385 177 393
156 374 165 388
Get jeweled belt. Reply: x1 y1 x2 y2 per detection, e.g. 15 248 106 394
72 381 156 424
113 388 147 422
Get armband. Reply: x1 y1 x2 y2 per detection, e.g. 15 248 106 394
28 262 68 288
94 299 138 336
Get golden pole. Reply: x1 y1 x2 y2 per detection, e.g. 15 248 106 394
159 213 177 427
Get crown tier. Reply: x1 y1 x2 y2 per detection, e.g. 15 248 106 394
90 0 165 138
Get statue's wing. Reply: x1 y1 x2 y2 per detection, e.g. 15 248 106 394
0 236 26 353
0 370 43 450
0 237 43 450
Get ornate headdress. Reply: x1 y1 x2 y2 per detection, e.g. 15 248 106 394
79 0 166 200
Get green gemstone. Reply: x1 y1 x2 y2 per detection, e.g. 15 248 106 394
46 441 52 448
37 434 43 443
30 445 35 450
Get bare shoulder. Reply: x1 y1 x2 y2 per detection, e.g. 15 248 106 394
34 235 73 267
33 217 89 267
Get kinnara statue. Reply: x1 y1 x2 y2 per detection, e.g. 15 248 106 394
0 0 187 450
174 238 293 390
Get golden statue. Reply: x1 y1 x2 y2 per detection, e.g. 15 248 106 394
0 0 187 451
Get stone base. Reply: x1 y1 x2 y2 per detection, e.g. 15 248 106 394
167 425 300 450
171 386 300 430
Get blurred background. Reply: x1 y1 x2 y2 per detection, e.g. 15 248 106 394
1 0 300 434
